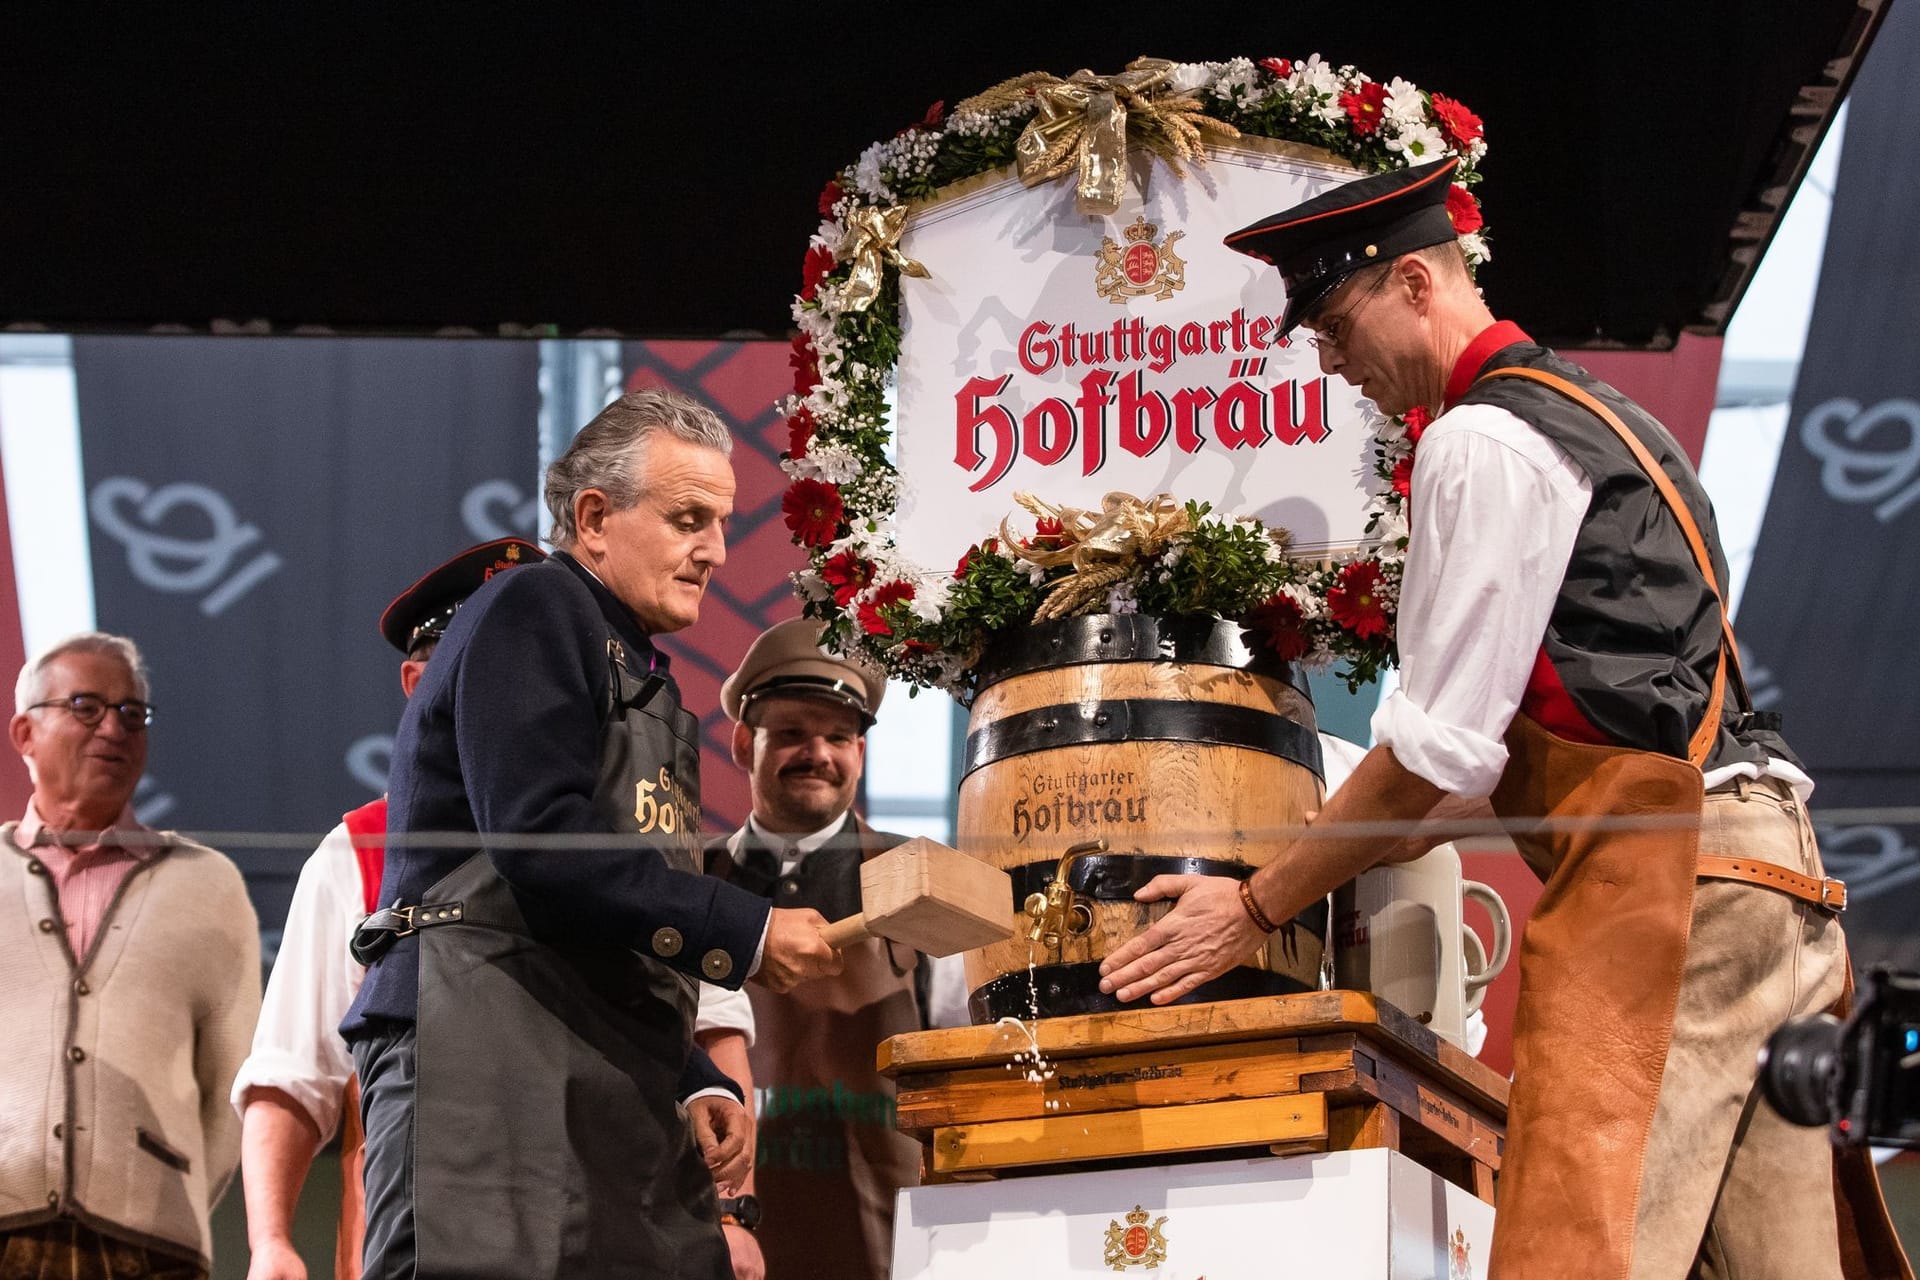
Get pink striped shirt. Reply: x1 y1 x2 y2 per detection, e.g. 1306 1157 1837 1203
13 801 155 962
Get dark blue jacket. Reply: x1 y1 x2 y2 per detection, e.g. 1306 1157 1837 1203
341 552 770 1098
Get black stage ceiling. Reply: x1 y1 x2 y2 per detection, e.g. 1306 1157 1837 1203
0 1 1890 348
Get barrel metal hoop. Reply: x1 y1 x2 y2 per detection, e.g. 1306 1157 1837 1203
966 961 1312 1023
963 699 1324 780
1006 852 1331 921
968 614 1309 699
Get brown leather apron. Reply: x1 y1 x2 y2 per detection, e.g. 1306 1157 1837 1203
1478 367 1908 1279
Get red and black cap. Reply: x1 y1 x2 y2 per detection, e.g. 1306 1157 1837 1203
1225 157 1460 337
378 537 547 654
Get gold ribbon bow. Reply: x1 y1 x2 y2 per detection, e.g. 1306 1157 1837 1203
970 58 1240 216
838 205 929 313
1002 491 1194 621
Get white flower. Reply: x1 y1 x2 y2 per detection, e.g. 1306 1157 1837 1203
1260 533 1287 564
1383 78 1426 129
1290 53 1343 100
1211 57 1259 100
1373 507 1410 546
791 568 830 603
1106 579 1141 615
1458 232 1491 265
907 577 952 624
1386 121 1449 165
1168 62 1217 94
852 141 896 203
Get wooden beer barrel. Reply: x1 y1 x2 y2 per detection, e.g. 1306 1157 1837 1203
956 614 1328 1022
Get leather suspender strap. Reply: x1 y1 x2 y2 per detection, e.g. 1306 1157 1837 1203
1478 366 1744 768
1696 854 1847 913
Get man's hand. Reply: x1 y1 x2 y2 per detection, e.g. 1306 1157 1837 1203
753 907 843 992
1097 874 1265 1005
244 1237 308 1280
689 1094 753 1194
722 1223 766 1280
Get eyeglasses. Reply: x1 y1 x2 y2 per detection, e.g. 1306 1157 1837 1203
1304 268 1393 352
26 693 155 731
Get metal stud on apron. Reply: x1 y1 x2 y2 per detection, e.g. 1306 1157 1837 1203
401 637 726 1279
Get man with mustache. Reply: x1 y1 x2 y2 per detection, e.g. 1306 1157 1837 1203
701 618 925 1280
342 391 843 1280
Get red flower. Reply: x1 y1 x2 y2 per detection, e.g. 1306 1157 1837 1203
1446 185 1483 235
1260 57 1293 78
1339 81 1388 136
1390 453 1415 499
817 179 844 218
1245 592 1310 662
1402 404 1433 443
821 550 875 606
955 537 999 577
799 244 837 302
782 478 843 547
790 332 819 397
1429 94 1484 149
1327 561 1390 639
858 580 916 637
1024 516 1066 551
786 406 815 458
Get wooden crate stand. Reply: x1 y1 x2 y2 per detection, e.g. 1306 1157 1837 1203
880 990 1507 1203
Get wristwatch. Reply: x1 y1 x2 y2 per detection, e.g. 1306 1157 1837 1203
716 1194 762 1232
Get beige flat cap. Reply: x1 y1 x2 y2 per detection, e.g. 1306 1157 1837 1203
720 617 886 727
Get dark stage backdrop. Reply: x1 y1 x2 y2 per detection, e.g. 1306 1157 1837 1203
72 337 540 944
1734 0 1920 976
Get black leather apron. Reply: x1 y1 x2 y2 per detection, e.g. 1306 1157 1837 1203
405 638 725 1279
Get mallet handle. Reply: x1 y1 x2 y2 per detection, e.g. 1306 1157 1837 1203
819 914 871 949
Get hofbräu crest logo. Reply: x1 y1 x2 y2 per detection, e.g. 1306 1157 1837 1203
1097 215 1186 303
1103 1204 1168 1271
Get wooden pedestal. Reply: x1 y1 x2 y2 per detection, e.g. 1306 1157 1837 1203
879 990 1508 1203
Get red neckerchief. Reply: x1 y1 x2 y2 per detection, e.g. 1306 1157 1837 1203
1443 319 1533 409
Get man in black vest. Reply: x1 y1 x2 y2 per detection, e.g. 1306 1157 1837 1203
700 618 924 1280
1099 160 1905 1278
342 390 843 1280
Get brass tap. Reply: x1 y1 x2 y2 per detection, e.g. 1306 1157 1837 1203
1023 838 1106 952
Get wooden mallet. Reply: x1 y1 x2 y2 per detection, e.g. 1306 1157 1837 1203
817 837 1013 956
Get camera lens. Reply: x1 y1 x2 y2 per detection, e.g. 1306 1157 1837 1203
1759 1013 1843 1128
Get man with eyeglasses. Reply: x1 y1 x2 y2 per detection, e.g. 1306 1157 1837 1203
1100 157 1907 1278
1 632 260 1280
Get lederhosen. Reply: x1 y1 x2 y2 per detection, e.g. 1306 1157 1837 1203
705 816 923 1280
1459 361 1908 1279
355 639 725 1279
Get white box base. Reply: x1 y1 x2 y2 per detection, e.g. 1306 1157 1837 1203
893 1149 1493 1279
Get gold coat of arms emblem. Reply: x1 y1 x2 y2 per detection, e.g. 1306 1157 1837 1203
1448 1225 1473 1280
1103 1204 1169 1271
1095 216 1186 303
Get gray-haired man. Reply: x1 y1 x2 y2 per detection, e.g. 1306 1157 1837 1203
342 389 842 1280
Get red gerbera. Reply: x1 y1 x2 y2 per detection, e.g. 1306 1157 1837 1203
1402 404 1433 444
790 332 819 397
817 179 844 218
799 244 837 302
1244 592 1311 662
782 478 843 547
1327 561 1391 639
1259 56 1293 78
858 580 916 637
1390 453 1415 500
1446 185 1483 236
955 537 999 577
1429 94 1484 149
787 406 815 458
1339 81 1388 136
820 550 874 606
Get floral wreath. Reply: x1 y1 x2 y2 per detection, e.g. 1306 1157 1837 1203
780 55 1489 696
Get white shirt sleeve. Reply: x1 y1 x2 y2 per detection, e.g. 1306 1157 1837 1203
228 822 367 1140
693 980 756 1047
1370 403 1592 798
